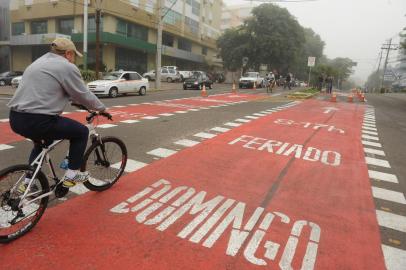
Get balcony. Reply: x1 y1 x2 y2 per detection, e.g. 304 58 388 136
10 33 71 46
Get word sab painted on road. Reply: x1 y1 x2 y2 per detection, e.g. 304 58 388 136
229 135 342 166
110 179 321 269
274 119 345 134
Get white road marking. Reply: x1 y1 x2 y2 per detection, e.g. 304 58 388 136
364 148 386 156
235 118 251 123
113 105 126 108
159 113 174 116
253 113 266 116
113 159 148 173
363 126 378 131
0 144 14 151
382 245 406 270
362 130 378 136
175 111 188 114
372 187 406 204
363 120 376 125
211 127 230 133
188 109 200 111
365 157 391 168
224 122 242 127
363 123 376 128
69 184 89 195
61 112 71 115
194 132 217 139
369 170 399 183
97 124 118 129
142 116 159 120
0 118 9 122
174 139 200 147
120 120 140 124
376 210 406 233
362 140 382 148
75 109 86 112
362 134 380 141
245 116 259 119
147 148 177 158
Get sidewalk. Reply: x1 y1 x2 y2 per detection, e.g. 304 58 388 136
0 86 15 96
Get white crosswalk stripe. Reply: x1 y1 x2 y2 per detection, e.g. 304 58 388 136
376 210 406 233
368 170 399 183
365 157 391 168
372 187 406 204
174 139 200 147
147 148 177 158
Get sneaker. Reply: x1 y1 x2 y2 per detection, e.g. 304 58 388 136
62 171 90 188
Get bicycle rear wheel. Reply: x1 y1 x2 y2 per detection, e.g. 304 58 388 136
82 136 127 192
0 165 49 243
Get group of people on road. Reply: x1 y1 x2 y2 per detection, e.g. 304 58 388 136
318 74 334 94
265 71 295 91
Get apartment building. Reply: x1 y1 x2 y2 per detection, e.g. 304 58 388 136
9 0 223 73
221 3 255 31
0 0 10 72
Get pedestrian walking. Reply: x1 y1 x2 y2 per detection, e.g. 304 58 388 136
326 76 333 94
284 73 292 90
318 74 324 92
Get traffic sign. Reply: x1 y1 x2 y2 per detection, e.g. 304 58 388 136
308 57 316 67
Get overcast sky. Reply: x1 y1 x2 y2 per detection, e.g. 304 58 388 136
223 0 406 83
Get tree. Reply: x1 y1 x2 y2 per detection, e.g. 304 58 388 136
217 27 250 72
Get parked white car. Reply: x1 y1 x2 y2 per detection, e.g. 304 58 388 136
142 68 181 82
87 71 148 98
11 75 23 88
239 72 265 89
178 71 193 81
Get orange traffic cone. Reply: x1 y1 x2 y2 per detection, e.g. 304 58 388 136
348 94 353 103
232 82 237 94
253 81 257 90
201 84 208 97
360 93 365 102
330 92 337 102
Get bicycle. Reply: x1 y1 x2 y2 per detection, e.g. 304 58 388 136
0 103 127 243
266 78 275 94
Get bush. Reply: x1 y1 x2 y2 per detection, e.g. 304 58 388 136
80 69 97 82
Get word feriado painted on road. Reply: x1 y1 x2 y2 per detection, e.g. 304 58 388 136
274 119 345 134
110 179 321 269
229 135 341 166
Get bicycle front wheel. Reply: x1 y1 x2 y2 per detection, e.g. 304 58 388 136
82 136 127 191
0 165 49 243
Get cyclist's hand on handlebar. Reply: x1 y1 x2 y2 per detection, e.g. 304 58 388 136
99 110 113 120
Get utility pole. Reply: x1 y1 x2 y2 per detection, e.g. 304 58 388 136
83 0 88 71
376 50 383 73
95 0 102 79
380 39 398 91
155 0 164 90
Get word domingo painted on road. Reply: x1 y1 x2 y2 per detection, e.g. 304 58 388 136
229 135 341 166
110 179 321 269
274 119 345 134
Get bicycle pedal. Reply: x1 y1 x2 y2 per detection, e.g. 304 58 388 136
55 184 69 198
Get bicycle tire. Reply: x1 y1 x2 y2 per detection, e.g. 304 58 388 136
0 165 49 243
82 136 127 192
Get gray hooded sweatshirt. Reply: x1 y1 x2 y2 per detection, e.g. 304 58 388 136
8 52 105 115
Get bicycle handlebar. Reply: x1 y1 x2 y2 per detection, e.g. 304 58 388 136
71 103 113 121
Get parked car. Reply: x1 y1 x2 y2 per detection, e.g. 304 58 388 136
142 68 181 82
183 72 213 90
87 71 148 98
0 71 23 86
239 72 264 89
11 76 23 88
178 71 193 81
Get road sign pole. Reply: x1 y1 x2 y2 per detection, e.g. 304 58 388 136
308 67 312 87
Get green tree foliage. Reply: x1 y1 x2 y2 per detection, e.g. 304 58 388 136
217 27 250 71
310 58 356 87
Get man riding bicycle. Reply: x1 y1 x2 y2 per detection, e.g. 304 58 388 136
7 38 108 188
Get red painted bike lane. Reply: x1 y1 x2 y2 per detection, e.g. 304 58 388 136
0 93 266 145
0 99 385 269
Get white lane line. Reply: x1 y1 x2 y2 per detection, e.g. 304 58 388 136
175 111 188 114
372 187 406 204
194 132 217 139
0 118 9 122
199 107 210 110
69 184 89 195
363 123 376 128
365 157 391 168
362 141 382 148
362 130 378 136
253 113 266 117
0 144 14 151
211 127 230 133
97 124 118 129
147 148 177 158
174 139 200 147
363 126 378 131
142 116 159 120
245 116 259 119
376 210 406 233
369 170 399 183
224 122 242 127
188 109 200 111
120 120 140 124
362 134 380 141
235 118 251 123
364 148 386 156
159 113 174 116
114 159 148 173
382 245 406 270
112 105 126 108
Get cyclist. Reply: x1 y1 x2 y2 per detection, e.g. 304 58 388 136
7 38 108 188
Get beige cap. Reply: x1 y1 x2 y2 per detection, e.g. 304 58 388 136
51 37 83 57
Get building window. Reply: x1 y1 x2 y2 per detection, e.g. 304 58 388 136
12 22 25 36
115 47 147 74
163 9 182 25
202 47 207 56
116 19 148 41
58 17 74 35
163 33 174 47
88 16 103 33
185 16 199 35
178 38 192 52
144 0 154 13
31 20 48 34
191 0 200 16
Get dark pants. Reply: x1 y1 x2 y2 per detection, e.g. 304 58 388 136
9 110 89 170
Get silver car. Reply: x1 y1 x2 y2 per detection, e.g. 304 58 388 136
143 68 181 82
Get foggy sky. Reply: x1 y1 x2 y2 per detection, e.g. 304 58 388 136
223 0 406 83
